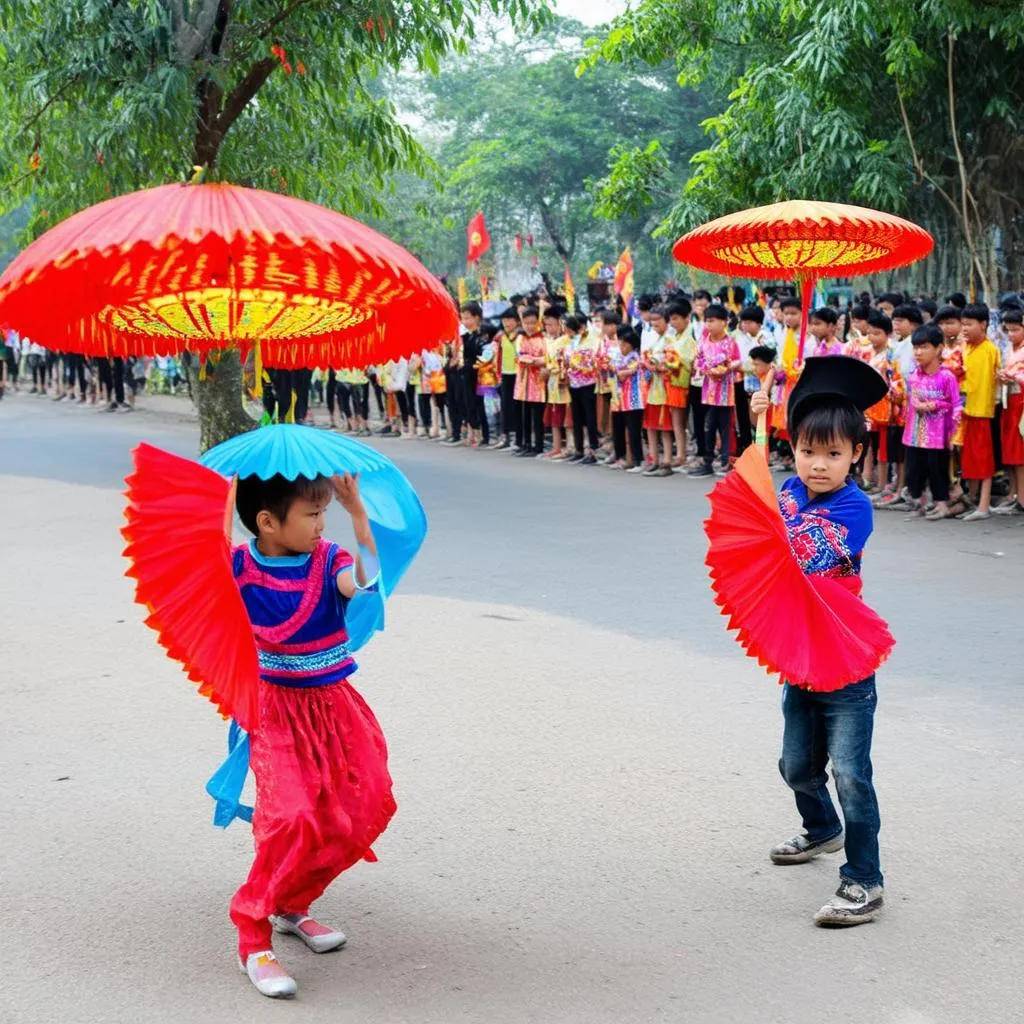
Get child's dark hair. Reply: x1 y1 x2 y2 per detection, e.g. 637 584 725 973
850 303 872 321
597 308 621 326
480 321 500 340
649 305 668 320
1002 307 1024 326
461 301 483 318
236 474 333 536
522 305 539 319
878 291 904 307
911 323 944 348
933 305 962 325
666 299 692 319
739 304 765 324
794 401 866 450
616 324 640 349
563 314 583 333
693 289 712 302
891 303 923 325
918 298 938 318
636 293 658 312
810 306 838 325
866 310 892 334
749 345 776 364
779 297 801 312
961 302 990 323
704 302 729 320
499 306 519 321
945 291 967 309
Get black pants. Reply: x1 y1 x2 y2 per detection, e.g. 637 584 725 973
570 384 599 453
734 381 752 453
905 446 950 502
704 405 733 467
65 354 87 393
370 375 385 417
112 357 126 405
613 408 644 463
446 372 466 440
522 400 545 453
406 384 417 424
689 384 707 456
501 375 520 442
294 368 312 422
394 388 409 422
433 392 447 429
97 358 113 402
353 382 370 420
418 393 433 429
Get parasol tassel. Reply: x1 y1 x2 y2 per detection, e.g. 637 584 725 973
796 276 815 363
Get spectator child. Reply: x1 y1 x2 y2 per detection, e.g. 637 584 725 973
689 303 741 478
612 324 645 473
959 303 1001 520
902 324 961 520
995 308 1024 514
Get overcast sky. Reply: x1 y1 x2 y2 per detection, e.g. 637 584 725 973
556 0 624 26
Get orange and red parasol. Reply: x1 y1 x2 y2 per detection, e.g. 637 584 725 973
0 182 457 370
673 199 934 359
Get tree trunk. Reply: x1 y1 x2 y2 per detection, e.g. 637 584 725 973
188 350 256 453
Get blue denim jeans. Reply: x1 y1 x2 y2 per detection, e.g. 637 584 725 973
779 676 883 887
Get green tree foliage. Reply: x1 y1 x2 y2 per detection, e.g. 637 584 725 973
585 0 1024 296
389 18 715 289
0 0 550 446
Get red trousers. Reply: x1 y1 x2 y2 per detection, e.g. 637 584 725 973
230 680 396 958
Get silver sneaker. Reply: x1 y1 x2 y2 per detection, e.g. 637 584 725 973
770 831 845 865
813 880 884 927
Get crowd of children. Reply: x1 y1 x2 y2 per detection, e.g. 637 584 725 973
309 288 1023 522
7 288 1023 521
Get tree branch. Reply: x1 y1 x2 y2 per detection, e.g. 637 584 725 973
258 0 321 40
21 75 81 137
172 0 222 64
215 56 278 136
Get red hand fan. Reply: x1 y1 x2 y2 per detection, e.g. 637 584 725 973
703 445 894 691
122 444 259 730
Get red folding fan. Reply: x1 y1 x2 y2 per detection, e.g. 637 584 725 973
122 444 259 730
703 445 894 691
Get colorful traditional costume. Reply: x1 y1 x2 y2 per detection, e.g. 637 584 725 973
122 426 426 963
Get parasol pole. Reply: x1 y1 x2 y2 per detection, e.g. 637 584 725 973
796 275 816 363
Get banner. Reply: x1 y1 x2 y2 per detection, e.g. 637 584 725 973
564 266 575 312
613 247 634 312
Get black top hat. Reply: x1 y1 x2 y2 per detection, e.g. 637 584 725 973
787 356 888 436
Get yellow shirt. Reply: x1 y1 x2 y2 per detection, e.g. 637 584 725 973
963 339 1001 418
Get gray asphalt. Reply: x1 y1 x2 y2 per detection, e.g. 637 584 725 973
2 395 1023 1024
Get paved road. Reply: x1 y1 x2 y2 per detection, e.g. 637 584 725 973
3 395 1023 1024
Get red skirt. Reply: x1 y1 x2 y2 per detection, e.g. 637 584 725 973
643 403 672 431
961 414 995 479
230 680 396 958
1001 393 1024 465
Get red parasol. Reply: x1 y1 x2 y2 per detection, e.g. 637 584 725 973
0 182 457 369
672 199 934 359
703 440 895 691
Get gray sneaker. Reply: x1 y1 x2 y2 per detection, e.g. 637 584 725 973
770 831 845 865
813 880 884 927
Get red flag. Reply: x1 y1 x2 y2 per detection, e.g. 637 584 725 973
526 234 534 247
532 252 539 267
514 234 524 254
467 211 491 264
614 247 634 311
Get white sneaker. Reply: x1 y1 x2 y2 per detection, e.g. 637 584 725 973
813 880 884 927
271 913 347 953
240 950 297 998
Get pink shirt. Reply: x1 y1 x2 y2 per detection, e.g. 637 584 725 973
696 336 741 407
902 367 961 449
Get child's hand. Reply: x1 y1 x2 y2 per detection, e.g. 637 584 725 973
333 473 366 515
750 391 771 417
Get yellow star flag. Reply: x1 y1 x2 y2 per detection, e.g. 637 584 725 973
457 277 468 306
564 265 575 312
